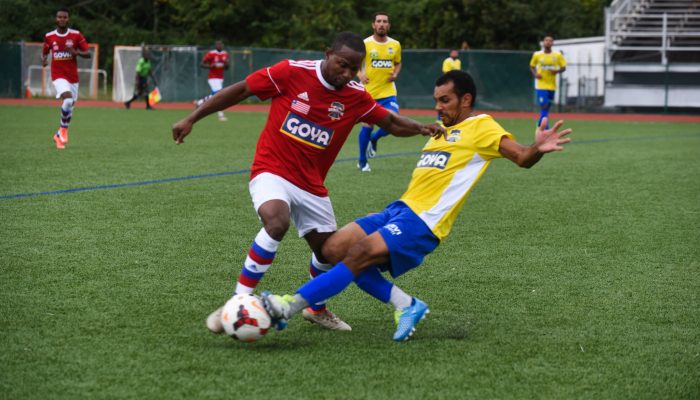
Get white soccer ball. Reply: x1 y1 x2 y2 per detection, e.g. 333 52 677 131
221 294 272 342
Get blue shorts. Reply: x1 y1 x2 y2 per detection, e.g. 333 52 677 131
376 96 400 113
536 90 555 106
355 201 439 278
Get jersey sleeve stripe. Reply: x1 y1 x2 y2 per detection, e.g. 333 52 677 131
266 67 282 95
356 103 378 122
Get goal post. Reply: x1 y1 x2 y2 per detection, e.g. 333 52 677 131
112 46 142 102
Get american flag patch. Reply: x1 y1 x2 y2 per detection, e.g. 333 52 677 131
291 99 310 115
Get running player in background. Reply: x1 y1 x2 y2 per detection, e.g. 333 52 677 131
194 40 229 121
171 32 444 333
124 47 158 110
262 70 573 342
41 7 90 150
530 35 566 128
357 12 402 172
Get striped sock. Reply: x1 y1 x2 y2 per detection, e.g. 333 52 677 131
234 228 279 294
60 98 74 129
308 253 332 312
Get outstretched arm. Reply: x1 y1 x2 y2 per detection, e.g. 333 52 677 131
374 111 446 139
498 118 572 168
172 80 253 144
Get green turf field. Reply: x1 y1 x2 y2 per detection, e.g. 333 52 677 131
1 105 698 399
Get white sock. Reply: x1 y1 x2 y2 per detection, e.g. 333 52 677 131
389 285 412 310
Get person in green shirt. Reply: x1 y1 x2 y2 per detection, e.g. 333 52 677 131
125 47 158 109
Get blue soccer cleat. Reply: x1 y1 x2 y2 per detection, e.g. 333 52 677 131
261 291 291 331
393 298 429 342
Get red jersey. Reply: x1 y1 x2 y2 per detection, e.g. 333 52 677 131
246 59 389 196
42 29 89 84
203 50 229 79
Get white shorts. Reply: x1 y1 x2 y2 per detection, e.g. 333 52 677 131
249 172 337 237
52 79 79 100
208 78 223 92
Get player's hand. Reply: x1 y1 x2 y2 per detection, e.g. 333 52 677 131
172 118 194 144
41 57 48 67
420 123 447 139
534 73 542 79
535 118 572 153
360 76 369 84
388 74 397 82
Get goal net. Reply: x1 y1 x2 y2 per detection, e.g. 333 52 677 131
22 42 100 98
112 45 201 102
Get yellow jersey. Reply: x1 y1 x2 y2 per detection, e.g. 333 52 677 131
363 36 401 99
529 50 566 90
400 114 514 240
442 57 461 73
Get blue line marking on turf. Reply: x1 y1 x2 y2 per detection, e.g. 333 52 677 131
1 134 697 200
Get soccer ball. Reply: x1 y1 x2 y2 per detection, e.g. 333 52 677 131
221 294 271 342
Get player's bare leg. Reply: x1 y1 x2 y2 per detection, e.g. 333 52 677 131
302 231 351 331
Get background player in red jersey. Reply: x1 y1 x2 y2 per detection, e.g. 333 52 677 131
172 32 445 333
41 8 90 150
194 40 230 121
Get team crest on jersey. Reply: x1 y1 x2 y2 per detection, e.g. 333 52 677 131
66 39 74 48
327 102 344 120
446 129 462 142
417 151 451 169
280 112 334 149
388 47 394 55
52 41 59 51
369 49 379 59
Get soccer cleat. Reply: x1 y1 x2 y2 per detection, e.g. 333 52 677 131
58 127 68 144
206 305 225 334
261 291 293 331
218 115 228 122
302 308 352 331
357 162 371 172
393 298 429 342
366 139 378 159
124 101 131 109
53 133 65 149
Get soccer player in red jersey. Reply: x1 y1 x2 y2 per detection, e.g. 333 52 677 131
195 40 230 121
172 32 445 333
41 8 90 149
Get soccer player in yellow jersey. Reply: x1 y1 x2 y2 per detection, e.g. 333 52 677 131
262 70 573 342
442 49 461 73
357 12 402 172
530 35 566 128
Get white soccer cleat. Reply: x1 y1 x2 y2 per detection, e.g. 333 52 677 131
302 308 352 331
357 162 371 172
206 305 225 334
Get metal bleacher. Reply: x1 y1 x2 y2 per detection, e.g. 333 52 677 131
604 0 700 108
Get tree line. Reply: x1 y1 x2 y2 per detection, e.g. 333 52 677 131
1 0 610 70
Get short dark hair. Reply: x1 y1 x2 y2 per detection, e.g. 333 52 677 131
57 7 70 15
331 32 365 55
436 70 477 107
373 11 389 21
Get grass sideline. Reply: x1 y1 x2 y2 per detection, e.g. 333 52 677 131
1 105 698 399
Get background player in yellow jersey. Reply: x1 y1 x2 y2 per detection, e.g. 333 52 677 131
262 70 573 342
357 12 402 172
442 49 461 73
530 35 566 128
